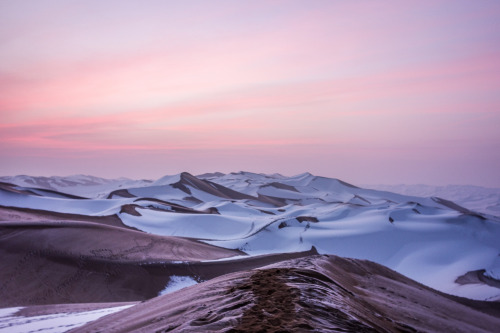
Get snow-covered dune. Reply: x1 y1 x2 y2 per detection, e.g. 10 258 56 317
122 172 500 301
364 183 500 217
0 175 152 199
1 172 500 302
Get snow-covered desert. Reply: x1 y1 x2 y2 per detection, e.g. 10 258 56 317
3 0 500 331
1 172 500 332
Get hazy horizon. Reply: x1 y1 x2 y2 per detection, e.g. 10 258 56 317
2 1 499 187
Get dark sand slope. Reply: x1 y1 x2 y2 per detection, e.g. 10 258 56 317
0 220 244 306
73 255 500 333
173 172 255 200
0 220 319 307
0 205 134 230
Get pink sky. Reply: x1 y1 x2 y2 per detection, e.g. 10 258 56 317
1 0 500 186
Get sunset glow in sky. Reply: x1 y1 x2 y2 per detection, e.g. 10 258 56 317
1 0 500 186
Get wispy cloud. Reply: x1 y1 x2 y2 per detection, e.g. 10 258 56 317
1 1 499 184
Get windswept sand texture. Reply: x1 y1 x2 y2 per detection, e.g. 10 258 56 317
72 255 500 333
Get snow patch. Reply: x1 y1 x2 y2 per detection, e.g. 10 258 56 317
0 307 23 318
0 305 133 333
159 276 198 295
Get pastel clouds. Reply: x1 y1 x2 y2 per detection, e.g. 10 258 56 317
1 1 500 185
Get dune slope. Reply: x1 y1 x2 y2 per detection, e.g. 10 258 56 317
0 220 243 306
72 255 500 333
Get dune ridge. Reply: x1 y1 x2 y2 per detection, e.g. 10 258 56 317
1 172 500 331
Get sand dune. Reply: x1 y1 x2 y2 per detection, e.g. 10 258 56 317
0 182 86 199
0 205 131 229
0 217 321 307
0 220 244 306
2 172 500 331
72 255 500 333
